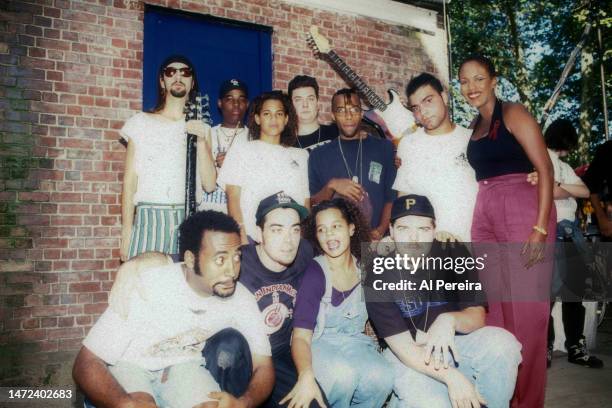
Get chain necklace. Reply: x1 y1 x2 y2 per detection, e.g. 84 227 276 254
338 135 363 183
216 122 241 156
296 126 321 149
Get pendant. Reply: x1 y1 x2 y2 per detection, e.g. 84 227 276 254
352 176 359 183
415 329 427 345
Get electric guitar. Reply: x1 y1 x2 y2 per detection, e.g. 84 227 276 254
184 93 211 218
307 26 417 140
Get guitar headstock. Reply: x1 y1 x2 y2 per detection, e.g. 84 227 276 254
184 92 212 124
307 26 331 56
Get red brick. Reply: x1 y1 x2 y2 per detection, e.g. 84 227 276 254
58 316 75 327
32 305 67 317
84 303 106 314
22 318 40 329
69 281 101 292
47 327 83 340
59 337 82 351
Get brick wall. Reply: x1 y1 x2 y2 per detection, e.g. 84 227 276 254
0 0 445 387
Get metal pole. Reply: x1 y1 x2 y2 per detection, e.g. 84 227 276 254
596 25 609 140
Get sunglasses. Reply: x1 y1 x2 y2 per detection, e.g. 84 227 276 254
163 67 193 78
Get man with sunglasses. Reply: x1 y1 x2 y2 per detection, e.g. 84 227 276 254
120 55 216 261
308 88 396 239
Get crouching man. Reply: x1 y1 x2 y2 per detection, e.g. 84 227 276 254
73 211 274 408
365 195 522 408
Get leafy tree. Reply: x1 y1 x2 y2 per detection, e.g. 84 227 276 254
448 0 610 165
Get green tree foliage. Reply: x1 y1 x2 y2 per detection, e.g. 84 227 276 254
448 0 610 164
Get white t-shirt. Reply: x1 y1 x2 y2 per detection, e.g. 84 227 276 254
393 126 477 241
549 149 583 222
218 140 310 239
83 263 271 371
120 112 189 205
199 125 249 213
211 125 249 159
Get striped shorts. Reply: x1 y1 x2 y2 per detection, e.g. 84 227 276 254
199 185 228 213
128 203 185 260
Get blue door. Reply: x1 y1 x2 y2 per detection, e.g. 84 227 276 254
143 5 273 124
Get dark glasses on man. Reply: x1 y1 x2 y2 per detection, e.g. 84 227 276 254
163 67 193 77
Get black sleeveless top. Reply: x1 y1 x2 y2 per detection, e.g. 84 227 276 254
467 99 534 181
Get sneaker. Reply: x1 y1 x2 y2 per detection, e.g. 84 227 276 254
567 337 604 368
547 344 553 368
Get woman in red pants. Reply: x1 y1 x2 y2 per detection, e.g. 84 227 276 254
459 55 556 408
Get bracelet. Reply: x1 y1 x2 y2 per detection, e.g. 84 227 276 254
532 225 547 235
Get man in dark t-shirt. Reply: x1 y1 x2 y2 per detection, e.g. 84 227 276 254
365 194 522 408
239 192 327 408
309 88 396 237
288 75 337 151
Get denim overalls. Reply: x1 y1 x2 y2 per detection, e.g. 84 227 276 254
310 255 394 407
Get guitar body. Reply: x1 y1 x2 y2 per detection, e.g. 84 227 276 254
364 89 416 140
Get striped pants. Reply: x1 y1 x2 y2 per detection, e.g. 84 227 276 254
128 203 185 260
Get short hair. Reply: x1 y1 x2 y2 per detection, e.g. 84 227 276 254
459 54 497 77
178 210 240 260
406 73 444 99
288 75 320 99
303 198 371 262
545 119 578 151
331 88 358 109
247 90 297 146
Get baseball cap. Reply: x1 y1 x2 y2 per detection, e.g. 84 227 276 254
256 191 309 225
160 54 195 72
391 194 435 222
219 78 249 99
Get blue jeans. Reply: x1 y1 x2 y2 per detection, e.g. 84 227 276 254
84 328 252 408
551 219 593 296
385 326 522 408
313 334 393 407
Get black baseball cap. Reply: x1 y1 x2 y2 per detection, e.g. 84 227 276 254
391 194 436 222
256 192 308 225
159 55 195 72
219 79 249 99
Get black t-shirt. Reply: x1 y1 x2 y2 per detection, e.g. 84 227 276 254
238 239 314 356
293 123 337 152
583 140 612 201
365 241 486 340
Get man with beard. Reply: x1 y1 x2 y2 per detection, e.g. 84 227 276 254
308 88 396 239
120 55 216 261
393 73 477 242
74 211 274 408
288 75 337 151
105 194 327 407
365 195 522 408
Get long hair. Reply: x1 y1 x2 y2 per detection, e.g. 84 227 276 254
304 198 371 262
247 91 297 146
151 55 199 113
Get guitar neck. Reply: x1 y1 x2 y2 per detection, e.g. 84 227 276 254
327 50 387 111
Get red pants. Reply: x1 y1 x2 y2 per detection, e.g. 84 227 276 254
471 174 556 408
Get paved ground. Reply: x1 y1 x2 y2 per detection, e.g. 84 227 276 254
546 312 612 407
